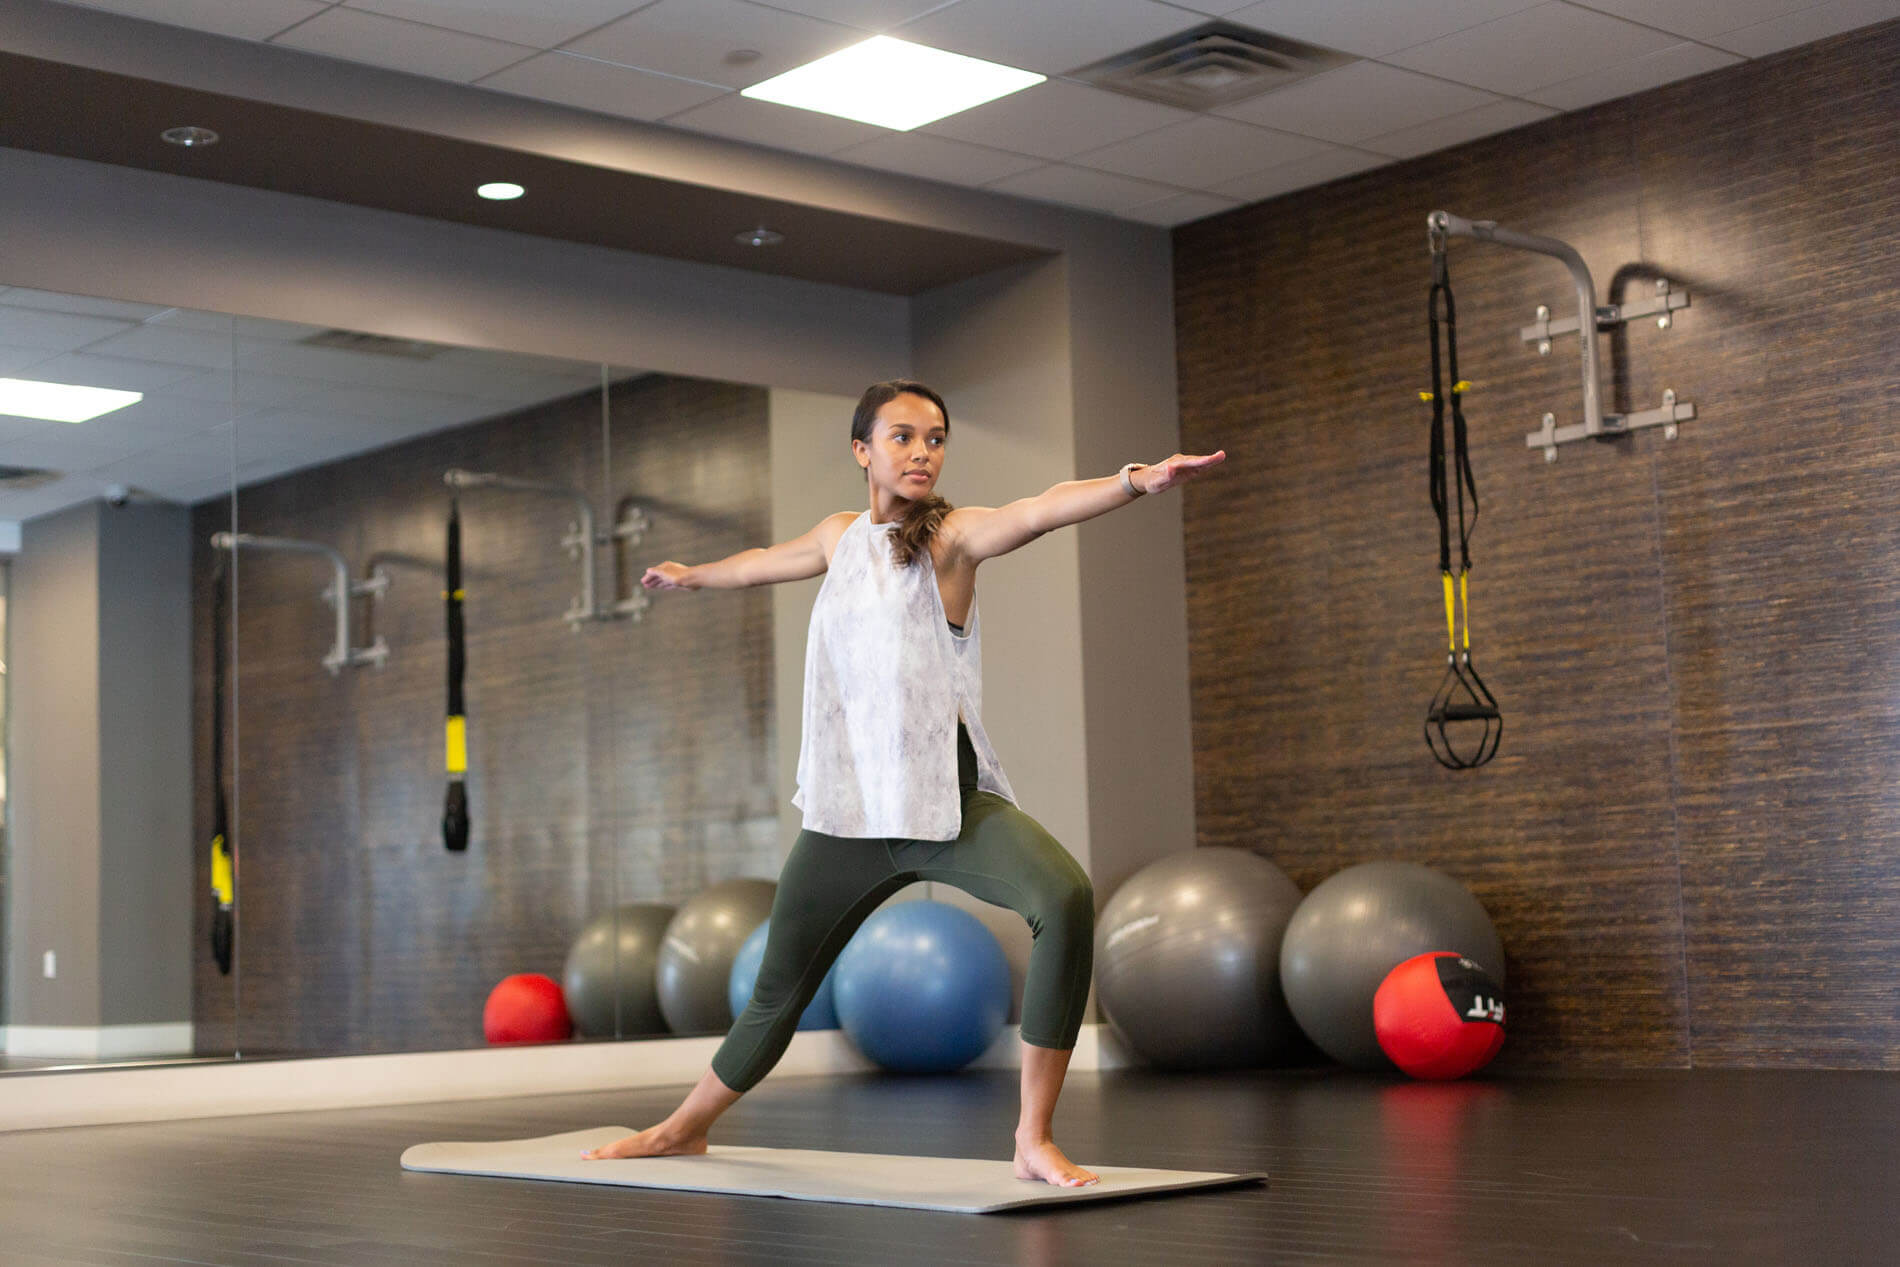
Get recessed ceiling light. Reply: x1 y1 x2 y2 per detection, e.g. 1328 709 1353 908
735 226 784 247
478 182 526 200
741 35 1043 131
161 126 219 148
0 378 142 423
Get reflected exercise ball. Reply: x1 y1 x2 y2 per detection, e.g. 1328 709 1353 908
483 972 571 1044
563 902 678 1038
656 877 777 1035
1280 861 1504 1070
833 900 1009 1073
728 919 839 1030
1094 847 1305 1069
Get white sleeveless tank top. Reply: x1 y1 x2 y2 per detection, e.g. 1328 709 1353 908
792 510 1018 840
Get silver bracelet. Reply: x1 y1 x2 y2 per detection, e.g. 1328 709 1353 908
1119 462 1146 497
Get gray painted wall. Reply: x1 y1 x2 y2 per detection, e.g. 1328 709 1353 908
95 502 192 1026
5 500 193 1032
8 502 104 1027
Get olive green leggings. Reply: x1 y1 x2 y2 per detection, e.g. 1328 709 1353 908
711 726 1094 1093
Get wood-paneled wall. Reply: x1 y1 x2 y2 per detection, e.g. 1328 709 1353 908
191 374 775 1057
1173 21 1900 1069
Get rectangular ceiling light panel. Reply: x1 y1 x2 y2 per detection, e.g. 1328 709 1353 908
742 35 1044 131
0 377 142 423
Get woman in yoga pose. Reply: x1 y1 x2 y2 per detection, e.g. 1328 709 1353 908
583 380 1224 1187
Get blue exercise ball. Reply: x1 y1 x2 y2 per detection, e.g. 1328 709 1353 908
833 900 1010 1074
727 920 840 1031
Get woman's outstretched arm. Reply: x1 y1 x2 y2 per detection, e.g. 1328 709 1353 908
948 451 1226 564
643 510 857 591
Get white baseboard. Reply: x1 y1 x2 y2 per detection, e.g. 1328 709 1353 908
0 1024 1122 1134
3 1022 195 1060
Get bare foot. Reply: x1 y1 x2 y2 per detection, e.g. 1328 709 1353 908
580 1124 708 1161
1013 1134 1098 1187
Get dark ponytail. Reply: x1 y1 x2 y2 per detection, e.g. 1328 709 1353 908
851 379 952 568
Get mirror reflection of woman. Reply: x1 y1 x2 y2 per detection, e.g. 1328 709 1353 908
584 380 1225 1187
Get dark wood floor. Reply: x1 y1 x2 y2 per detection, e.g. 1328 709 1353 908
1 1068 1892 1265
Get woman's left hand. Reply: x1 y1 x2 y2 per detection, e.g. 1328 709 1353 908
1139 450 1226 494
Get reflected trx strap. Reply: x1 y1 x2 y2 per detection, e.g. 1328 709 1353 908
1423 238 1502 769
442 497 470 852
209 551 235 973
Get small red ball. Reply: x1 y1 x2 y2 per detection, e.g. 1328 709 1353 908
1373 952 1506 1080
483 973 573 1044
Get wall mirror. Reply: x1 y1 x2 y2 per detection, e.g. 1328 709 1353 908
2 285 785 1071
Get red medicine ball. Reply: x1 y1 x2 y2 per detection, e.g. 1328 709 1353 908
483 973 573 1044
1373 952 1506 1080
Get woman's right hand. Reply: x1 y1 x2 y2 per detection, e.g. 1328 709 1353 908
641 562 699 591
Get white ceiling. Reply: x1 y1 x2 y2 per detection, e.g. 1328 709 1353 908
4 0 1895 528
0 286 608 523
43 0 1900 224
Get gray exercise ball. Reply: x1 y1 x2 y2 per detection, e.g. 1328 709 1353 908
562 902 677 1038
1095 847 1305 1069
655 877 777 1035
1279 861 1504 1070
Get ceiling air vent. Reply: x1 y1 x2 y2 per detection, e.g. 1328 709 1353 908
299 329 446 359
0 465 60 491
1071 21 1355 111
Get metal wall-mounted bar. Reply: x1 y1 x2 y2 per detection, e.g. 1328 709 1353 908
1426 211 1696 461
443 469 649 629
209 531 390 674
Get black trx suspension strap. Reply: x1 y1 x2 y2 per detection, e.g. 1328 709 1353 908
1423 235 1502 770
442 496 470 851
208 551 235 972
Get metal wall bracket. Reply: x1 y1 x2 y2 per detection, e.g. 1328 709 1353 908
211 532 390 675
1521 278 1691 349
1527 390 1697 463
1427 211 1699 461
447 469 652 630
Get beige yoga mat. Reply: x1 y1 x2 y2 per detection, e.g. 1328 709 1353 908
401 1127 1265 1213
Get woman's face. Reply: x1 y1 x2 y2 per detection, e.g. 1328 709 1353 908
855 393 946 499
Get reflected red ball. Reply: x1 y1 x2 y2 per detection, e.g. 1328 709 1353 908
1373 952 1506 1080
483 973 572 1044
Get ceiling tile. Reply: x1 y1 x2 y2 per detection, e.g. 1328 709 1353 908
479 51 730 121
920 79 1193 160
1118 191 1243 226
1526 40 1742 110
1223 0 1547 58
0 288 174 323
1209 145 1391 202
1215 61 1495 143
88 326 239 370
343 1 648 48
662 92 890 155
55 0 330 42
0 474 97 523
22 352 206 394
745 1 953 31
985 164 1184 215
834 132 1045 187
563 0 862 90
1708 0 1900 57
1359 97 1557 158
1075 116 1332 190
1571 1 1839 42
0 308 137 353
894 0 1205 75
1384 3 1681 96
271 6 539 82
